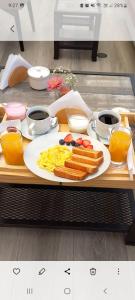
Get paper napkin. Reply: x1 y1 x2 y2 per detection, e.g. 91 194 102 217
127 142 135 175
0 54 32 90
48 90 92 117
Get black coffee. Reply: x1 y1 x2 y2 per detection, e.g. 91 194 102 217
29 110 49 120
99 114 119 125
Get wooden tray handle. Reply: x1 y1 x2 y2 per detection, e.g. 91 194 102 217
120 112 135 125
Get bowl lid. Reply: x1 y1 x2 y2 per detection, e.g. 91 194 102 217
28 66 50 79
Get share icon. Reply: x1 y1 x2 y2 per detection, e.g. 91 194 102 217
64 268 71 275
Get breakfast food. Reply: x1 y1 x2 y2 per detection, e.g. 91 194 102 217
37 145 71 172
55 145 104 180
72 154 104 166
65 160 98 174
64 134 73 143
59 139 66 145
76 138 83 145
54 166 87 180
59 134 93 149
72 147 103 159
86 145 93 149
37 134 105 181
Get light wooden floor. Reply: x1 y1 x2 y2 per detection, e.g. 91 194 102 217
0 41 135 260
0 228 135 261
1 41 135 73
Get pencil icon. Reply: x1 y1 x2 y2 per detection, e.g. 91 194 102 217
38 268 46 275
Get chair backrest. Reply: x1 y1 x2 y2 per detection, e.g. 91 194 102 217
0 0 29 10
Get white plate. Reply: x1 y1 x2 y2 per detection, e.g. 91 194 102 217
21 118 59 140
24 132 111 183
87 122 109 145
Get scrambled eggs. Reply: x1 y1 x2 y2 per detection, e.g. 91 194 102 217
37 145 71 172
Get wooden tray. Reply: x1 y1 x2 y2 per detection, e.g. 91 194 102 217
0 108 135 189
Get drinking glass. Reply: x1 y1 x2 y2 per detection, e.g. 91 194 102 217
0 127 24 165
109 126 132 166
68 114 89 133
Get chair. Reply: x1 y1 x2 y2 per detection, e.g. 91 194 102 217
0 0 35 51
54 0 101 61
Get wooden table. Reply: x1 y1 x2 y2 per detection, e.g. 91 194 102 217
0 71 135 189
0 71 135 244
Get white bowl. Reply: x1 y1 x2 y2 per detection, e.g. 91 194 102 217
28 66 50 90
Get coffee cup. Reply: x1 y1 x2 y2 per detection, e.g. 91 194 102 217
26 106 57 135
95 110 120 139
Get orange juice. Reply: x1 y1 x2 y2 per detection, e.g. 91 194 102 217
0 129 24 165
109 129 131 164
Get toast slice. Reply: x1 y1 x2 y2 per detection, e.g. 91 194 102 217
72 147 103 159
72 154 104 166
65 160 98 174
54 166 87 180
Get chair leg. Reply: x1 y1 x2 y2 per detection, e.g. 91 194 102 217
92 41 99 61
14 11 24 51
19 41 24 52
27 0 35 32
0 65 4 70
14 10 24 52
54 41 59 59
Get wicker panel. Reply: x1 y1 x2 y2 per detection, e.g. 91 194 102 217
0 185 134 231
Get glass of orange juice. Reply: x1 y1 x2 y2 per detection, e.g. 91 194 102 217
109 126 132 166
0 127 24 165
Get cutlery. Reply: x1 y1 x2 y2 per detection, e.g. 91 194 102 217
91 120 100 141
91 120 110 145
123 117 135 180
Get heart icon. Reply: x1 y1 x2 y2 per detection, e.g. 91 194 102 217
13 268 20 275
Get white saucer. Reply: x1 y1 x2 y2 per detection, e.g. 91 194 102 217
112 107 130 114
87 122 109 145
21 119 59 140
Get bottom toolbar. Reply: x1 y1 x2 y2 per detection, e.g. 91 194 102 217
0 261 135 299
